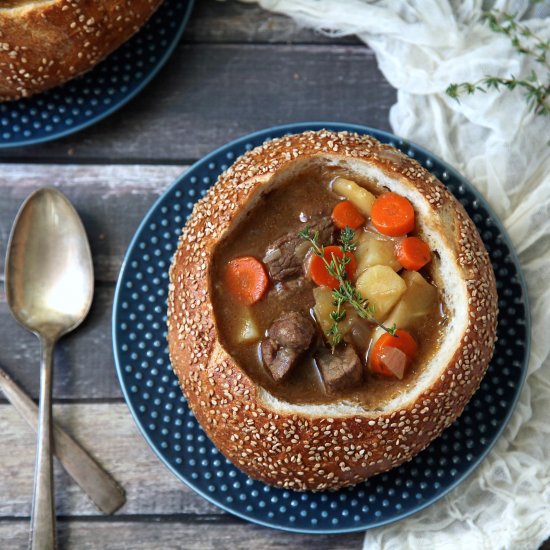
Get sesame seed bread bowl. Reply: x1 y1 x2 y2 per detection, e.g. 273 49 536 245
167 130 498 491
0 0 162 101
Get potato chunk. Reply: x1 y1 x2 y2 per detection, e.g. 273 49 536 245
384 270 438 330
236 309 260 343
356 265 407 321
332 177 375 216
313 286 334 336
313 286 356 338
355 230 401 275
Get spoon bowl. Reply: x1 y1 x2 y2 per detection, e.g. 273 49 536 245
6 188 94 340
5 187 94 550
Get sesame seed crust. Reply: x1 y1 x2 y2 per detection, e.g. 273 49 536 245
167 130 498 491
0 0 162 101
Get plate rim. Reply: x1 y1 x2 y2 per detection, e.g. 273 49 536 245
112 121 531 534
0 0 195 150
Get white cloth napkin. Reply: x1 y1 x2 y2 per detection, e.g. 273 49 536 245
240 1 550 548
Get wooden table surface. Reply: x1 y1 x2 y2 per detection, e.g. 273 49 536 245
0 2 544 549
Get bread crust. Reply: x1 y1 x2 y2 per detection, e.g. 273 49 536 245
167 130 498 491
0 0 162 101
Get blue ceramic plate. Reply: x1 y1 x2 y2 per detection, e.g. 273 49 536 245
0 0 194 149
113 123 530 534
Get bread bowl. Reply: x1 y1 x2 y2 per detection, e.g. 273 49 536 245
0 0 162 101
167 129 498 491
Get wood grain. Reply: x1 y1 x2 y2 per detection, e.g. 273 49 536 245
0 44 394 163
0 519 364 550
0 403 218 517
0 163 185 283
186 0 361 45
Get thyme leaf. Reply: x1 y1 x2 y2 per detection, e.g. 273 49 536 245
446 5 550 117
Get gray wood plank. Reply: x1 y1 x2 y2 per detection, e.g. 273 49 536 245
0 163 185 283
0 519 364 550
186 0 361 45
0 44 394 163
0 403 218 516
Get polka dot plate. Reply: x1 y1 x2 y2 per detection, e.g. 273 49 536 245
0 0 194 149
113 122 530 534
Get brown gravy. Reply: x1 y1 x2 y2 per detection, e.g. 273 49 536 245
211 163 446 407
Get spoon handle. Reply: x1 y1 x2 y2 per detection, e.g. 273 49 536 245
30 338 56 550
0 365 126 515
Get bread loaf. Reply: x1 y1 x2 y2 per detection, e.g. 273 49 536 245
0 0 162 101
167 130 498 491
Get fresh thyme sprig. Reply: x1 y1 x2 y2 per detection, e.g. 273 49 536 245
339 226 357 253
299 226 397 351
446 7 550 116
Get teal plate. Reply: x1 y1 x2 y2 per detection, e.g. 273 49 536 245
113 123 530 534
0 0 194 149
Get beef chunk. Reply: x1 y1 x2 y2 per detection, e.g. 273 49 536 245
263 216 334 281
261 311 315 382
261 339 301 382
315 345 363 394
268 311 315 351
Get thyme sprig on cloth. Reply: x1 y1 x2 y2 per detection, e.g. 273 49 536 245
446 8 550 116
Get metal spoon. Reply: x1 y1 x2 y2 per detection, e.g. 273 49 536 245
5 188 95 550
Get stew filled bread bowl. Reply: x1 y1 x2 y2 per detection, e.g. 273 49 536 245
167 130 497 491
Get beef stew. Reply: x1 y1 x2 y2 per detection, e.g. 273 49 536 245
211 161 447 407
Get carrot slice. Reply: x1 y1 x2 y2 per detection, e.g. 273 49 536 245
397 236 431 271
370 192 415 237
224 256 269 305
331 200 366 230
310 245 357 289
370 329 417 377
